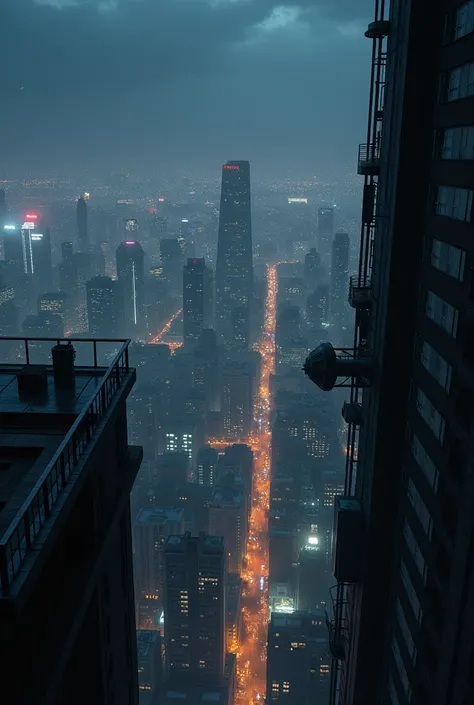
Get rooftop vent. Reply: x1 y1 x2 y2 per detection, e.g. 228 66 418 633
16 365 48 400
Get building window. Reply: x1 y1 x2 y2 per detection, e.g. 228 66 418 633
407 479 433 538
430 239 465 280
443 61 474 101
421 342 452 392
440 126 474 160
411 435 439 492
435 185 473 221
445 1 474 42
403 519 428 582
396 599 417 662
391 637 412 699
400 561 423 624
416 389 446 444
425 291 458 338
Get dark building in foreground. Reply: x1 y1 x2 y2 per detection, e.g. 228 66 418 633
0 338 142 704
215 161 253 345
304 2 474 705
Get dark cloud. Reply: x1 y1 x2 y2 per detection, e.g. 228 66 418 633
1 0 372 175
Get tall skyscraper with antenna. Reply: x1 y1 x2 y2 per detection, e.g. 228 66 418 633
215 161 253 345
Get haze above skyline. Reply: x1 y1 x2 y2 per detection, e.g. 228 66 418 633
1 0 372 178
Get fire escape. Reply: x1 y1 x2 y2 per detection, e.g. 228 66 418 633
303 2 389 704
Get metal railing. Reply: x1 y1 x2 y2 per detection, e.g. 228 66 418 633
0 337 131 592
348 276 372 306
357 142 380 169
0 336 130 369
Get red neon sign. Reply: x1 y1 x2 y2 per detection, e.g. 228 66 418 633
223 165 240 170
25 214 38 220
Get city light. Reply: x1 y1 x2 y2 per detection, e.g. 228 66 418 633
3 224 16 230
235 263 277 705
25 213 37 220
150 308 183 345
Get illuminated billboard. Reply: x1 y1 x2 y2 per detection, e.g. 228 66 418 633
22 222 36 230
288 197 308 204
4 224 16 231
223 165 240 170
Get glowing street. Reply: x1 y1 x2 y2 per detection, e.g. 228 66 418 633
234 263 277 705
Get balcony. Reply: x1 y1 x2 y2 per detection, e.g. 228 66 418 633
0 337 131 591
357 143 380 176
348 276 372 309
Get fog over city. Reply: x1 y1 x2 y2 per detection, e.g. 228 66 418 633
3 1 469 705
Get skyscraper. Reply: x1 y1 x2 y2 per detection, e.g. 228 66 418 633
183 257 213 345
266 611 330 705
77 195 88 252
304 3 474 704
0 338 142 704
86 275 124 337
160 238 182 295
221 361 253 440
116 240 145 337
330 232 350 329
164 533 226 682
216 160 253 345
317 207 334 268
196 445 219 486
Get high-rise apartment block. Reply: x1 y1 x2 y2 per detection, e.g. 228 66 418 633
163 533 226 682
87 275 124 337
0 338 142 704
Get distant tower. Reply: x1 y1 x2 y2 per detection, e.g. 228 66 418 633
330 232 350 329
116 241 145 337
164 533 226 682
317 207 334 268
304 248 323 291
77 196 88 252
183 258 213 345
215 161 253 345
0 189 6 226
86 276 125 337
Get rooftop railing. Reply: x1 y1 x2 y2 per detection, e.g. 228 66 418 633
0 337 131 592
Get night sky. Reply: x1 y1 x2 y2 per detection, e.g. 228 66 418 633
1 0 373 177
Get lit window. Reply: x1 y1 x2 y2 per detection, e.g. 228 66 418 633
420 342 452 392
425 290 458 338
430 239 465 280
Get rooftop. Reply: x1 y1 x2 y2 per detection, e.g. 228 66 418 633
0 336 132 593
136 507 185 525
